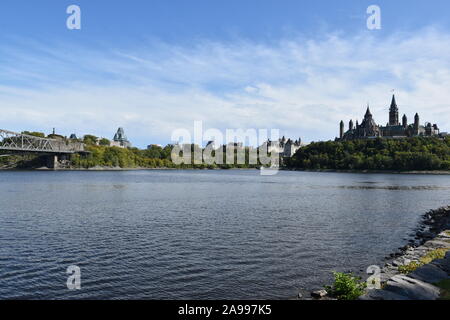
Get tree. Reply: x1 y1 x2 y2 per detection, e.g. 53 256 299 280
83 135 98 145
22 131 45 138
98 138 111 146
286 137 450 171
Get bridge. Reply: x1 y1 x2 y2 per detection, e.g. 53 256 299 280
0 129 86 168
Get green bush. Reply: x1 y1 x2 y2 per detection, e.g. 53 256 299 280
325 272 366 300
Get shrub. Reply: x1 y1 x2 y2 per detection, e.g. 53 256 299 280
326 272 366 300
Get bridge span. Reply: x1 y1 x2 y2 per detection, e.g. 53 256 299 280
0 129 86 168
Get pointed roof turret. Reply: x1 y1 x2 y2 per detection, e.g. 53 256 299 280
364 105 372 118
390 94 398 111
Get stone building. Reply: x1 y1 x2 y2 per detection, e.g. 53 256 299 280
110 127 132 148
266 136 303 158
339 95 440 140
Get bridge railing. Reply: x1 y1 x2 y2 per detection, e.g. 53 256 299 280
0 129 85 153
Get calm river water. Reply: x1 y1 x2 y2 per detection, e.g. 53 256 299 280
0 170 449 299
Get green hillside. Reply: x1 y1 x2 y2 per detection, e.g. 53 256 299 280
285 137 450 171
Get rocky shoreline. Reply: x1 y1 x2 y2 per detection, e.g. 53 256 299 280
360 206 450 300
310 206 450 300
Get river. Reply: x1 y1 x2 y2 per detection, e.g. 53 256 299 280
0 170 449 299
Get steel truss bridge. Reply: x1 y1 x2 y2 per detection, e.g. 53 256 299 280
0 129 85 154
0 129 87 168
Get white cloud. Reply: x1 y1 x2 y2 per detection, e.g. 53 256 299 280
0 27 449 147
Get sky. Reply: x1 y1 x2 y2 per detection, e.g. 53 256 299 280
1 0 450 148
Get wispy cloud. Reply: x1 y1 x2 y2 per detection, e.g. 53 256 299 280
0 27 449 147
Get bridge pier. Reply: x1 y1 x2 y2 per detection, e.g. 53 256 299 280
46 155 59 169
46 154 72 169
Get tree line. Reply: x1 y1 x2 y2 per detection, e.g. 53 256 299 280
284 137 450 171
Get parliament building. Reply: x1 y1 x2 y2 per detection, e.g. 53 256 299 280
339 95 441 141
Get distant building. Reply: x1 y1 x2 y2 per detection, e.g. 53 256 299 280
110 127 132 148
265 136 303 158
339 95 441 140
69 134 78 140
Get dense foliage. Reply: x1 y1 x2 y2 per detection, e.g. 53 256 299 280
325 272 367 300
70 144 260 169
71 145 174 169
285 137 450 171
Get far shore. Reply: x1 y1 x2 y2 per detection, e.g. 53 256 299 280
282 168 450 175
0 166 449 175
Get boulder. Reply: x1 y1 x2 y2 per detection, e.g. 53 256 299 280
423 240 450 249
409 264 448 284
383 275 440 300
360 289 410 300
311 289 328 299
431 252 450 274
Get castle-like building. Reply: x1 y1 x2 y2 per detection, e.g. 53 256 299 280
110 127 132 148
266 136 303 157
339 95 441 141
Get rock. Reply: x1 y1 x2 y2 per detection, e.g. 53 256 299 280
431 252 450 274
311 289 328 299
392 259 404 267
438 231 450 239
423 240 450 249
409 264 448 284
360 289 410 300
383 275 440 300
401 245 412 252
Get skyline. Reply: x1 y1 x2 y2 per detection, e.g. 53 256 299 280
1 1 450 148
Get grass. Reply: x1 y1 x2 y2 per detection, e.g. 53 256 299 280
398 261 423 274
435 279 450 300
398 248 450 274
420 248 448 264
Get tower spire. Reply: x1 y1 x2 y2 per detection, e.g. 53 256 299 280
365 104 372 118
389 94 399 125
390 94 398 111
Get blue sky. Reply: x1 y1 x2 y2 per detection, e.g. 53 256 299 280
1 0 450 147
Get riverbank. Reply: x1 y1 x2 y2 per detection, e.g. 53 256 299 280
39 166 256 171
367 206 450 300
2 165 450 174
361 206 450 300
361 234 450 300
311 206 450 300
282 168 450 175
